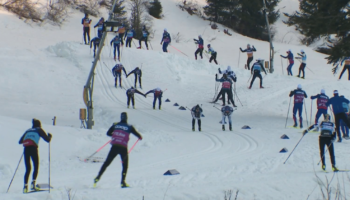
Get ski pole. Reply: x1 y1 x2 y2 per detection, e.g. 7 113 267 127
283 135 305 164
235 91 243 107
213 105 221 111
238 51 241 68
121 139 140 163
285 97 292 128
233 82 236 102
170 45 188 57
149 41 153 50
304 100 309 127
48 142 51 193
317 143 333 165
6 153 23 193
84 140 111 162
310 100 313 125
132 40 137 49
247 73 252 83
281 57 284 75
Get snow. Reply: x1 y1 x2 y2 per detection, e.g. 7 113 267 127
1 0 350 199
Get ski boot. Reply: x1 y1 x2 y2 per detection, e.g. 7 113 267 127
337 138 342 143
115 83 117 88
198 127 201 132
121 181 130 188
147 47 149 50
127 105 130 109
293 123 298 128
332 165 339 172
192 127 195 131
114 56 116 61
322 165 326 171
300 124 303 129
133 106 135 109
30 181 40 191
248 86 251 89
93 177 99 188
153 106 155 110
296 75 300 78
260 86 264 89
222 125 225 131
195 56 197 60
229 124 232 131
23 184 28 193
159 106 161 110
118 56 120 61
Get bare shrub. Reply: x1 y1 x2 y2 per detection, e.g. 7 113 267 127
43 0 69 26
172 32 182 43
1 0 43 22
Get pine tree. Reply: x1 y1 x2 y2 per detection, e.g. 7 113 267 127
148 0 162 19
284 0 350 65
129 0 146 39
106 0 128 25
203 0 279 41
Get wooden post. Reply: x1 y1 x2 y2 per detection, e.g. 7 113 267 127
80 109 87 128
52 116 56 126
265 61 270 72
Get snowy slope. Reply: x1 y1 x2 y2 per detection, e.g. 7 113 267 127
1 0 350 199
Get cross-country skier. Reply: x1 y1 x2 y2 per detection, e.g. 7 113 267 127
221 105 234 131
137 25 149 50
326 90 350 142
240 44 256 70
191 104 203 131
112 63 127 88
217 66 237 106
124 27 136 48
338 58 350 80
94 112 143 188
310 89 329 131
94 17 105 38
118 23 126 46
281 50 294 76
213 74 235 106
249 59 267 89
206 44 218 65
289 84 307 128
296 49 307 78
302 114 338 172
340 95 350 139
110 34 122 61
194 35 204 60
160 28 171 52
82 13 92 45
90 37 101 58
126 87 146 109
145 87 163 110
19 119 52 193
126 67 142 88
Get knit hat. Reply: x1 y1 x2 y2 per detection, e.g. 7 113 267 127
334 90 338 94
32 118 41 128
156 87 161 91
297 84 302 89
321 89 325 94
120 112 127 122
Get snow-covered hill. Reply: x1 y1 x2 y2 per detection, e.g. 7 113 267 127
1 0 350 199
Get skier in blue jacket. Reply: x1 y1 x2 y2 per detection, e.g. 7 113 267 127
112 63 127 88
110 34 122 61
194 35 204 60
124 27 136 48
145 87 163 110
326 90 350 142
94 18 104 38
281 50 294 76
206 44 218 65
137 26 149 50
90 37 101 58
310 89 329 129
249 59 267 89
289 84 307 128
160 29 171 52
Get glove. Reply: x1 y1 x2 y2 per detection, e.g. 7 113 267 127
160 42 162 45
48 133 52 138
240 48 242 51
280 55 283 57
215 74 218 78
302 130 308 136
139 136 143 140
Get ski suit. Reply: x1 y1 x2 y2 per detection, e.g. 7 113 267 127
249 61 267 88
145 88 163 109
194 37 204 59
311 93 329 125
139 28 149 49
296 52 307 78
340 101 349 138
214 75 233 106
90 37 101 57
305 121 336 167
82 16 91 44
161 31 171 52
94 19 104 38
191 105 203 131
124 29 136 48
18 119 51 187
208 47 218 64
289 88 307 127
96 119 142 185
218 66 237 106
326 94 350 141
281 52 294 76
118 26 126 45
126 88 145 107
221 106 234 130
240 46 256 70
110 35 122 60
112 64 127 87
126 67 142 88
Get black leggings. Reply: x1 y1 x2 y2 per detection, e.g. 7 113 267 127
83 27 90 44
134 75 142 87
139 37 148 48
209 52 218 64
339 65 350 80
125 38 132 47
127 95 135 106
195 48 203 59
115 73 122 86
250 71 263 87
97 145 128 182
24 146 39 184
119 33 124 45
334 113 350 140
319 136 335 166
153 96 162 108
247 57 253 70
298 63 306 77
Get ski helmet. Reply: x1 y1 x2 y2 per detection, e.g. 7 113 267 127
207 44 211 47
287 49 291 53
164 28 167 32
321 89 325 94
334 90 339 95
156 87 161 91
247 44 251 47
198 35 202 38
297 84 302 89
120 112 128 121
301 49 305 53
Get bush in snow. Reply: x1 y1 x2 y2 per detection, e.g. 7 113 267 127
147 0 162 19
